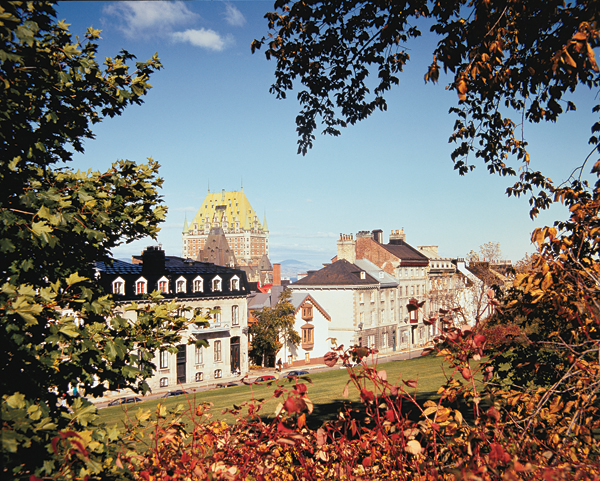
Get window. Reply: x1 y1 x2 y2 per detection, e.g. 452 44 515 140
159 351 168 369
305 353 310 362
370 291 375 303
379 271 384 279
383 332 388 348
176 277 186 294
359 292 364 304
230 276 240 290
136 277 147 295
370 311 374 325
195 346 203 364
416 285 420 296
360 271 366 279
405 286 409 296
381 292 385 303
232 305 239 326
214 307 221 323
359 312 364 325
193 276 203 293
411 286 415 296
302 325 314 345
112 277 125 295
214 340 222 362
214 369 222 379
195 372 203 382
381 309 385 323
158 276 169 294
391 309 395 322
212 276 222 292
302 305 313 319
368 334 375 347
160 377 168 387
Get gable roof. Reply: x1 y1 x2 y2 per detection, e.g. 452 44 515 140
292 259 378 287
289 292 331 321
354 259 398 287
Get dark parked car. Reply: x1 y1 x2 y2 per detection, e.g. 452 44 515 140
162 390 186 398
216 382 238 389
253 375 276 383
283 370 309 378
107 396 142 407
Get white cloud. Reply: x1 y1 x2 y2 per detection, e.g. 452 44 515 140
171 29 233 52
104 1 199 38
224 3 246 27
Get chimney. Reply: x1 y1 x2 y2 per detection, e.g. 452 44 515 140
372 229 383 244
336 233 356 263
389 228 406 243
141 245 166 273
273 263 281 286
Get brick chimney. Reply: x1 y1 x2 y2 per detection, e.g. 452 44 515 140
389 228 406 244
372 229 383 244
273 263 281 286
336 233 356 263
141 245 166 273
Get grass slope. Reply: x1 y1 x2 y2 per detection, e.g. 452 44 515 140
97 354 472 431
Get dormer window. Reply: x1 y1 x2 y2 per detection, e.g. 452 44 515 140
193 276 203 293
360 271 366 280
176 276 186 294
112 277 125 295
135 277 147 295
379 271 384 279
230 276 240 291
212 276 222 292
158 276 169 294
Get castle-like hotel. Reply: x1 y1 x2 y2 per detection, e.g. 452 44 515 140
182 188 272 285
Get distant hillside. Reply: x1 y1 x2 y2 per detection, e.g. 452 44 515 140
279 259 324 281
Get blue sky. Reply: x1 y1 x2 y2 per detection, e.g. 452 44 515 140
56 1 598 268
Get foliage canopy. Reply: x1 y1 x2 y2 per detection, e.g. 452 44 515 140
253 0 600 216
0 2 192 479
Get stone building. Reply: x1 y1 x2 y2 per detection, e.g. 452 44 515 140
97 246 250 393
288 258 402 365
182 188 269 268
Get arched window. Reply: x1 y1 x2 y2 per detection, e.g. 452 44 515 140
193 276 203 293
112 277 125 295
135 277 147 295
212 276 222 292
230 275 240 291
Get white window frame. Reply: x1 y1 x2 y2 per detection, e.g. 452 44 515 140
195 346 203 364
176 276 187 294
212 276 222 292
214 369 222 379
214 340 222 362
230 275 240 291
158 275 169 294
193 276 203 293
232 305 239 326
195 372 203 382
159 351 168 369
112 277 125 295
160 377 168 387
135 277 147 295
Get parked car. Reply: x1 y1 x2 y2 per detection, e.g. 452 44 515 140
283 370 309 378
340 362 358 368
216 382 238 389
162 390 186 398
107 397 142 407
253 375 276 383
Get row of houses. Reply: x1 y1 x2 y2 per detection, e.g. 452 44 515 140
95 228 511 396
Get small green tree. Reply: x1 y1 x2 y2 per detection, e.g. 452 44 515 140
0 2 194 479
249 289 300 367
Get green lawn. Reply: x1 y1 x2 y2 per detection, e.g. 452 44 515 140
96 354 476 431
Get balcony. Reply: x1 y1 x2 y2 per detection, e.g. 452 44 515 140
192 321 230 334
